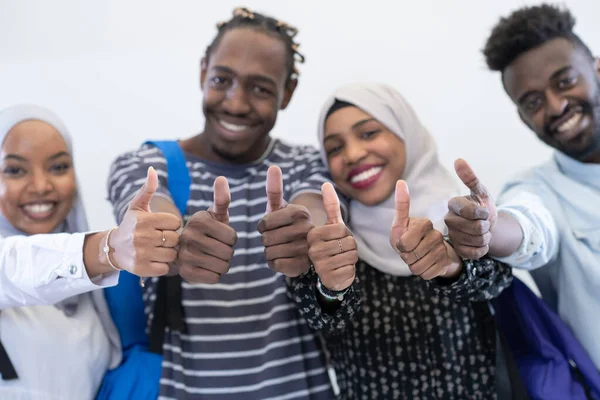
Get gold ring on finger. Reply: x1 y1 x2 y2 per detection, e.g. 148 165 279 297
337 239 344 254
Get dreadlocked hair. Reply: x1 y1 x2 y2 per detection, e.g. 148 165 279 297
205 7 305 83
483 3 592 72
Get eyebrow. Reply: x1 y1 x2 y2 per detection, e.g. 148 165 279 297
324 118 378 141
352 118 376 129
212 65 277 87
517 66 573 105
3 151 70 162
323 134 340 144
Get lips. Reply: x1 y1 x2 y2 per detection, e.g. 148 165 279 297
214 117 259 141
347 164 384 190
547 105 592 143
21 202 57 221
219 120 251 133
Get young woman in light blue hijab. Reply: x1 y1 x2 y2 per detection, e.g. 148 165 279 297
0 105 181 399
0 105 121 399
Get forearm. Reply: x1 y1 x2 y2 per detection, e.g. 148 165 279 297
286 266 362 335
427 258 513 302
0 233 119 308
488 211 524 258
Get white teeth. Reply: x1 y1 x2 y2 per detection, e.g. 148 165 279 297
350 167 383 183
24 203 54 215
219 120 250 132
558 113 582 133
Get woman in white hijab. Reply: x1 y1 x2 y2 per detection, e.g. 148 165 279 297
289 83 513 399
0 104 120 399
0 105 180 399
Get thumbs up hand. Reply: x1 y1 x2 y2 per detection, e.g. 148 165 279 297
258 166 313 277
177 176 238 284
306 183 357 291
444 159 496 260
109 167 182 277
391 181 462 280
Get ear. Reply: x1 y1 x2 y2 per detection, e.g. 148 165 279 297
280 78 298 110
200 57 208 91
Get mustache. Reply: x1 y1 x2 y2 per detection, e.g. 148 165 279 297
544 103 588 134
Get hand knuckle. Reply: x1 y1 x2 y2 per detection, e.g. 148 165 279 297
475 220 486 234
226 247 235 261
307 229 316 244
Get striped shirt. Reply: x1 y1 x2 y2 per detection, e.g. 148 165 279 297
108 139 334 400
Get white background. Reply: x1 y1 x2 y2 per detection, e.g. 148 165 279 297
0 0 598 234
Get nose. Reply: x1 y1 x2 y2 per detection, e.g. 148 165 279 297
223 83 251 116
546 91 568 117
28 170 53 196
344 138 368 165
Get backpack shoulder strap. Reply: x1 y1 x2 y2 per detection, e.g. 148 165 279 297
143 140 189 354
144 140 190 216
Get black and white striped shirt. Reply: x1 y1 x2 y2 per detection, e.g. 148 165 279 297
108 139 334 400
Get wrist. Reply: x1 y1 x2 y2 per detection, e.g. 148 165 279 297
316 276 350 302
101 227 122 272
441 238 464 279
83 231 115 278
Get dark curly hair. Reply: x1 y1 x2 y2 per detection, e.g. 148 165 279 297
483 4 593 72
204 7 305 83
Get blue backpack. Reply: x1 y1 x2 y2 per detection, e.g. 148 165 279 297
493 277 600 400
97 141 190 400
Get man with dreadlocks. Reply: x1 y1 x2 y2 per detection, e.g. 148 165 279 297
445 3 600 371
106 7 357 399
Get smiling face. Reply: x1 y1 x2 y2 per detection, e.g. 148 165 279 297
503 38 600 163
199 28 297 164
0 120 76 235
323 106 406 206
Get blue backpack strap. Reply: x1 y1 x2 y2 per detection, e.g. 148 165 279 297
144 140 190 216
143 140 189 354
98 141 190 400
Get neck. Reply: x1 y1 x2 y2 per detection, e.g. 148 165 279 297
180 133 271 164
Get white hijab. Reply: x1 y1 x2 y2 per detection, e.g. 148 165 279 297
0 104 89 311
317 82 461 276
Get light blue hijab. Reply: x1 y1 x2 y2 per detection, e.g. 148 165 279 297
0 104 89 313
317 83 461 276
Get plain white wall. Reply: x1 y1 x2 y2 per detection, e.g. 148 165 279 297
0 0 598 233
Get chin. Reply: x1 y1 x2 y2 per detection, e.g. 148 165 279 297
213 143 245 160
20 224 54 235
353 192 389 207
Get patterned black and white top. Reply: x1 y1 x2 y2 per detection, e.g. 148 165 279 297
108 139 338 400
288 257 513 400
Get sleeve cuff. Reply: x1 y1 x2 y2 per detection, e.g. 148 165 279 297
494 208 544 266
36 232 119 301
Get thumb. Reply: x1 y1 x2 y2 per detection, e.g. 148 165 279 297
454 158 488 201
128 166 158 212
391 180 410 237
208 176 231 224
265 165 286 213
321 182 343 225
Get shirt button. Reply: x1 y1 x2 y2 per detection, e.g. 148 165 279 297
69 265 78 275
472 267 478 276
